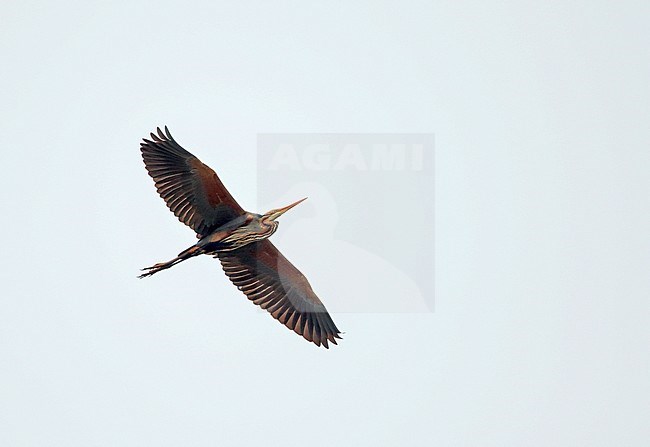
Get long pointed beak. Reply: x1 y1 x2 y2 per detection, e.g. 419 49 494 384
265 197 307 221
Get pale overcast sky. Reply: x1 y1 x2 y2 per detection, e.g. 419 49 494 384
1 1 649 446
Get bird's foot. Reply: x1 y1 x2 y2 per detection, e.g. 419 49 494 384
137 262 167 279
138 270 156 279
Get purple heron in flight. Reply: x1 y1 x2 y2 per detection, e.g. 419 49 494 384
138 127 342 348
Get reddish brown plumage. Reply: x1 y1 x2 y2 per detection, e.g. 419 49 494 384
141 127 244 237
218 240 341 348
140 127 342 348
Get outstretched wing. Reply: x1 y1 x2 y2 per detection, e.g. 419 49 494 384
140 127 245 237
218 240 342 348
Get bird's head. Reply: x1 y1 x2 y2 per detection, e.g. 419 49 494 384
220 198 308 250
261 197 307 222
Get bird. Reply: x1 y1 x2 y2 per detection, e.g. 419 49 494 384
138 126 342 348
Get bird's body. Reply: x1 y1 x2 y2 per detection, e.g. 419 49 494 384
200 211 279 252
139 127 341 348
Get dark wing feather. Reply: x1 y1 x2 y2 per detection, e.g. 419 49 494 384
140 127 245 236
218 240 342 348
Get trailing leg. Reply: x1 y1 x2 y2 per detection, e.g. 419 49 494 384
138 245 203 278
